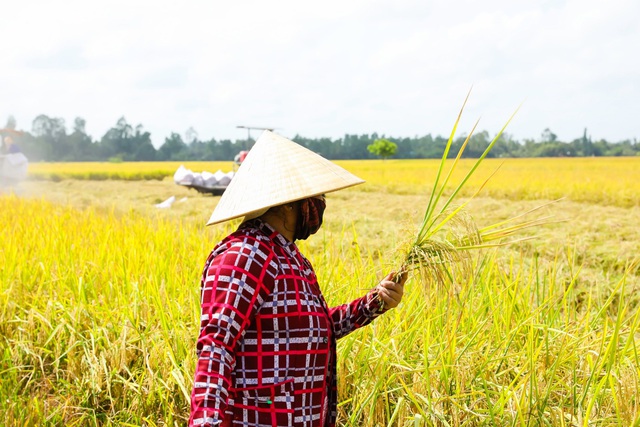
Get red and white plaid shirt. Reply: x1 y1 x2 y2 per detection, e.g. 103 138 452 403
190 219 385 427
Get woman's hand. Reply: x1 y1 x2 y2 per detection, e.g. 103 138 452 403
375 271 407 310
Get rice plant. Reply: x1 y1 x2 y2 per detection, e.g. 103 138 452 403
396 93 557 288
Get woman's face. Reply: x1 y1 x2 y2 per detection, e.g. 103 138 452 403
294 196 326 240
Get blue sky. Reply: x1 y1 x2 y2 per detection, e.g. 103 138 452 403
2 0 638 146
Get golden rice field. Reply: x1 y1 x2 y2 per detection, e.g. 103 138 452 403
28 157 640 207
2 158 640 426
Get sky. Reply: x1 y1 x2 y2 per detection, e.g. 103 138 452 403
1 0 638 147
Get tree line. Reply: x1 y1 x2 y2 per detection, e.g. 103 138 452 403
4 115 639 162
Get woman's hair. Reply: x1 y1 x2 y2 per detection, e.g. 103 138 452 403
262 201 297 219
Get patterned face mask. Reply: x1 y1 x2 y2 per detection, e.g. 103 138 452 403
294 196 326 240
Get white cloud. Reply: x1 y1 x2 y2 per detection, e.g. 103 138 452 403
1 0 638 145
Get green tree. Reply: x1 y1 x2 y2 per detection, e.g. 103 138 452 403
465 131 490 158
5 115 16 130
99 117 134 160
31 114 67 161
99 117 155 161
541 128 557 143
66 117 97 160
341 134 374 159
367 138 397 160
581 128 594 156
130 125 156 161
158 132 188 160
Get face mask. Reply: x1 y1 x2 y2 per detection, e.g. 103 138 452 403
294 196 326 240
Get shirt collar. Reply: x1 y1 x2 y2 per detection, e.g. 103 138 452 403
243 218 299 256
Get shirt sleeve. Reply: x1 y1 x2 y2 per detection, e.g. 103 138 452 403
189 239 277 426
328 288 387 340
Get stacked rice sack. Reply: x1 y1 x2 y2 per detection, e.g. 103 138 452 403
173 165 235 189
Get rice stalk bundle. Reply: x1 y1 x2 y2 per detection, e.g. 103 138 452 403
396 91 556 287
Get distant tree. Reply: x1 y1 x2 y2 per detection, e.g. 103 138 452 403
533 141 569 157
5 115 16 130
466 131 490 158
541 128 557 143
367 138 397 160
99 117 155 161
581 128 594 156
491 132 521 158
293 135 336 159
186 140 211 160
184 127 213 159
158 132 188 160
31 114 67 160
100 117 134 160
212 139 231 160
32 115 66 140
592 139 609 156
432 136 450 158
73 117 86 134
343 134 375 159
9 116 640 161
185 127 199 145
130 125 156 161
609 139 637 157
66 117 96 160
408 134 434 158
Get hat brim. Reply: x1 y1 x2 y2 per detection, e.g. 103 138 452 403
206 131 364 226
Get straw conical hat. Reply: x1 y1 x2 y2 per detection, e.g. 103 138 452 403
206 130 364 225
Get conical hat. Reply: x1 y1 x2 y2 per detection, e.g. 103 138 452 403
206 130 364 225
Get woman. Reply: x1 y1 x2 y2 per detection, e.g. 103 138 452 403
190 131 406 427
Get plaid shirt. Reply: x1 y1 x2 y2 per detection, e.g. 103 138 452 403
190 219 385 427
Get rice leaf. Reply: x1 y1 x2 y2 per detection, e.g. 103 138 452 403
398 94 553 287
417 89 473 244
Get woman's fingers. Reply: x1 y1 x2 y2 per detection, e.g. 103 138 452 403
383 271 408 286
377 288 401 308
377 276 405 309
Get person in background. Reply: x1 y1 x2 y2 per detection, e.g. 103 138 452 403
0 135 28 192
3 136 21 154
189 131 406 427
